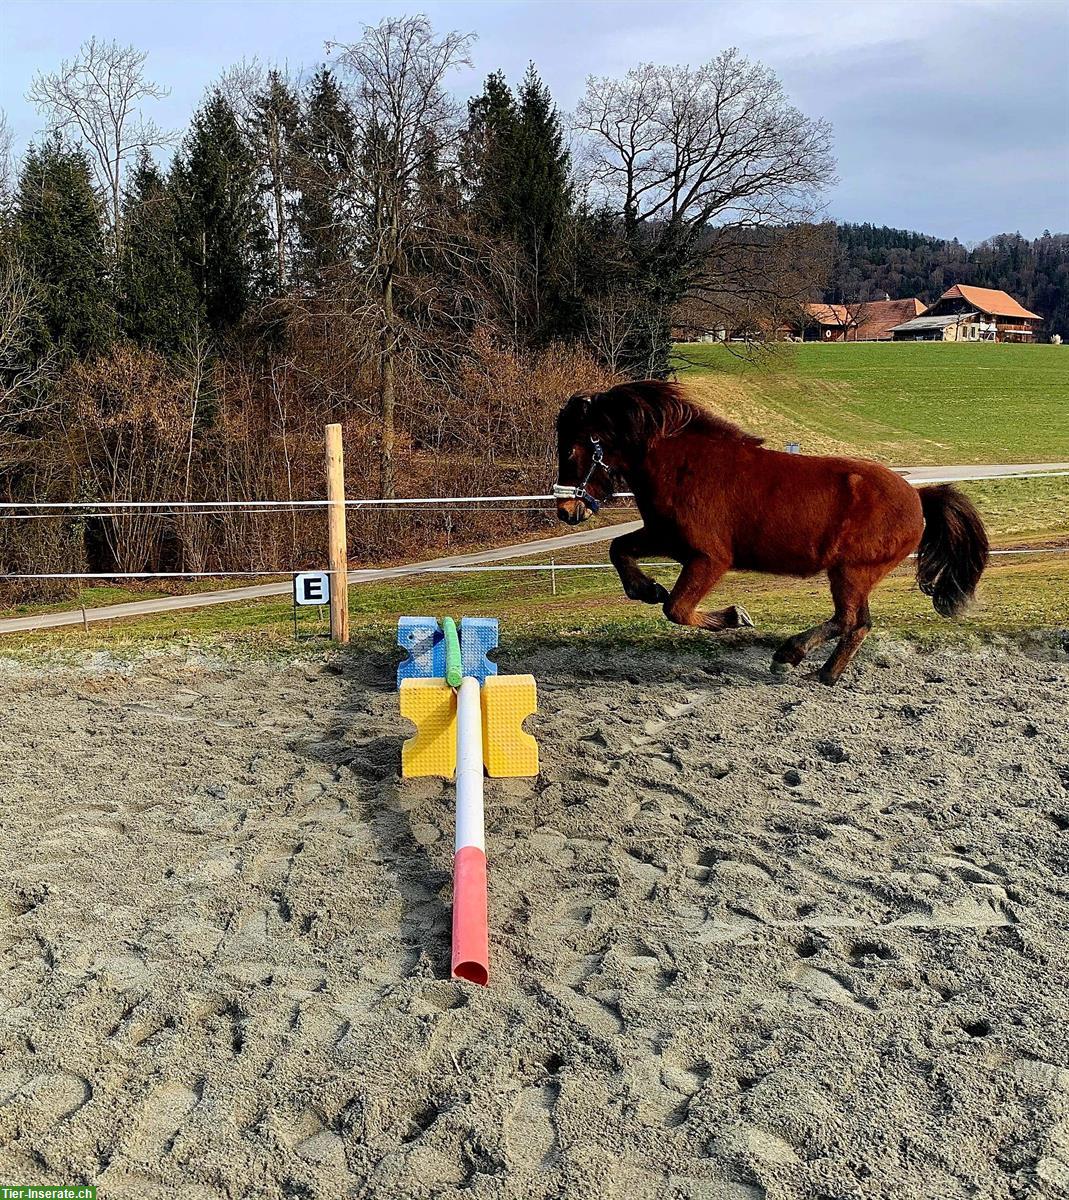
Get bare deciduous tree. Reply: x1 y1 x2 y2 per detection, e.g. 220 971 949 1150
0 109 14 204
584 293 641 374
574 49 835 370
576 50 833 231
0 251 56 426
330 16 475 498
27 38 172 251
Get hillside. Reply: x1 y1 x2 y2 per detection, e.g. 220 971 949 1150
674 342 1069 464
826 224 1069 338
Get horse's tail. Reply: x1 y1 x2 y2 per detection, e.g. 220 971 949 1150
916 484 990 617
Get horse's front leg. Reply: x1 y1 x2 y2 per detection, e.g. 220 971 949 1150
771 619 840 672
663 555 754 631
610 528 670 605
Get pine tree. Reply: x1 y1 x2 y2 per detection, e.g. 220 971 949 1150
15 132 114 358
509 64 573 337
118 149 200 353
171 90 270 336
462 65 573 341
291 67 355 289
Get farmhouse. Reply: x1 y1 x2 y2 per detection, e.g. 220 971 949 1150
674 286 1043 346
890 285 1042 342
784 297 926 341
792 303 852 341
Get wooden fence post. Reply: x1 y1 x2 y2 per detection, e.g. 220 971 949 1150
325 423 350 645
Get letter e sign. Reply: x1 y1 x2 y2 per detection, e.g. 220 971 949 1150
294 571 331 606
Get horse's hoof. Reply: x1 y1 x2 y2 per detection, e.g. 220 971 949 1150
770 660 790 675
626 583 669 605
734 605 755 628
817 670 838 687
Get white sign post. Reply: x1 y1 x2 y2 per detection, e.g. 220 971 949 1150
292 571 331 640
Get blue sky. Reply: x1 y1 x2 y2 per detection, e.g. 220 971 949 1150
2 0 1067 242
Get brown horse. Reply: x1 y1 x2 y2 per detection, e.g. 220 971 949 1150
554 380 989 684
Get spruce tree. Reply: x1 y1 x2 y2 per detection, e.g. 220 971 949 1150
461 70 517 236
171 90 270 336
462 65 573 341
291 67 355 289
118 149 200 353
510 64 573 337
252 69 300 292
15 132 114 358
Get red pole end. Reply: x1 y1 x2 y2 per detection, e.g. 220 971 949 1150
451 845 489 986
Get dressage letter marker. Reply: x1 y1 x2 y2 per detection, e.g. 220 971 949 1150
397 617 538 987
294 571 330 605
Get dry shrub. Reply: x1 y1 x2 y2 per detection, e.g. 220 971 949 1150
59 345 197 572
383 332 620 557
1 333 617 596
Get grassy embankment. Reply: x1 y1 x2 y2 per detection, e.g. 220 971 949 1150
676 341 1069 464
3 342 1066 654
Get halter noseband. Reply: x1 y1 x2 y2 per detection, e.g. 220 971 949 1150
553 438 608 513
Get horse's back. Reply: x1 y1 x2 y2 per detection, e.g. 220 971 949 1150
715 446 923 574
754 448 923 568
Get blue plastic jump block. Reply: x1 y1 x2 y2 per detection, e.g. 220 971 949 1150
460 617 498 683
397 617 445 687
396 616 498 686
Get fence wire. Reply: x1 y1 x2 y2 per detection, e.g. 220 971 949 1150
1 469 1067 512
3 546 1067 582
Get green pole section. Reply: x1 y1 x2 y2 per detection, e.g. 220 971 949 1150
443 617 462 688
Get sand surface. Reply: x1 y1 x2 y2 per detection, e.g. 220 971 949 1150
0 640 1067 1200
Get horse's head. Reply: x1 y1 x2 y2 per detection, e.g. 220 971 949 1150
554 392 614 525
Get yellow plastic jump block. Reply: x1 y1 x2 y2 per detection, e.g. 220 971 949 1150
400 679 456 778
482 674 538 778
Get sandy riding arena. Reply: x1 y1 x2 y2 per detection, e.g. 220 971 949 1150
0 641 1067 1199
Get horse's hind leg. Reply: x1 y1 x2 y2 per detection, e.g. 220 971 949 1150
818 605 872 685
663 555 754 631
816 564 886 685
610 528 669 605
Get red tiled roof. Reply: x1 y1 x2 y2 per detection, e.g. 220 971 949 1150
941 285 1041 320
854 298 926 340
802 302 852 326
797 298 927 338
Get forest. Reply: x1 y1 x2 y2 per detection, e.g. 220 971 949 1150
824 223 1069 336
0 17 1063 598
0 20 839 594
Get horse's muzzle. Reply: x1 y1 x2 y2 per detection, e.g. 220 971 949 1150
557 499 590 525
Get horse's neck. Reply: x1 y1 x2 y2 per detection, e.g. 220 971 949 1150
624 432 735 509
616 445 667 512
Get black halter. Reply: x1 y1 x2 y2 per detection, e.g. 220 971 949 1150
553 438 609 513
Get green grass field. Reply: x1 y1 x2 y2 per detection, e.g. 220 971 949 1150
674 342 1069 464
3 341 1066 651
2 548 1066 658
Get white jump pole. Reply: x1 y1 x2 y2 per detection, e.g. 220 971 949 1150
444 620 489 985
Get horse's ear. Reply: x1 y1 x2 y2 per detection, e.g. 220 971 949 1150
570 391 596 413
589 394 611 438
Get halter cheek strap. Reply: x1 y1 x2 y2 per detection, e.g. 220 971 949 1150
553 439 607 513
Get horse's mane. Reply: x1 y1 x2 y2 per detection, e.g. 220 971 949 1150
591 380 764 449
